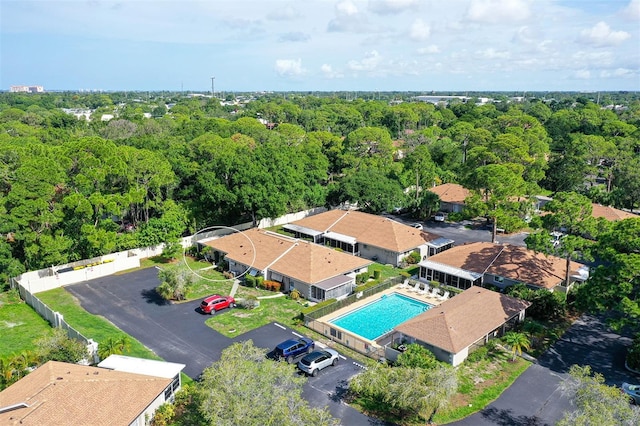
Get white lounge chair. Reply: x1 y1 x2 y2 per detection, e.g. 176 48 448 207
439 290 450 301
430 287 440 298
419 284 430 296
409 282 421 293
398 279 410 289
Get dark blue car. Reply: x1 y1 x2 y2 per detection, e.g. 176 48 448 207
274 337 315 363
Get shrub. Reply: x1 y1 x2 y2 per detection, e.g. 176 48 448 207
399 271 411 278
263 280 281 292
245 275 256 287
223 271 234 279
255 276 264 288
466 346 489 363
237 296 260 310
627 334 640 370
403 251 421 265
151 402 175 426
301 298 337 315
396 343 439 369
373 270 382 280
447 212 464 222
289 289 301 300
356 272 369 284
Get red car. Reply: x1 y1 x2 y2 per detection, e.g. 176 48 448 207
200 295 235 314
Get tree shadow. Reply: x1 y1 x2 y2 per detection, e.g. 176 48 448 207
141 288 171 305
481 406 549 426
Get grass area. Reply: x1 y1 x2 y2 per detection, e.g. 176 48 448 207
432 353 531 424
207 296 303 337
37 288 160 360
0 291 54 358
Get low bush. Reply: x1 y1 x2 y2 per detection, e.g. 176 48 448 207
237 296 260 310
627 334 640 370
301 298 337 315
356 272 369 284
245 275 256 287
289 289 301 300
373 270 381 280
263 280 281 292
466 346 489 363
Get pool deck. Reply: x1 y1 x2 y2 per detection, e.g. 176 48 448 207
317 283 444 333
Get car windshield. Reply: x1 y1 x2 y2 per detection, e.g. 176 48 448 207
301 352 324 365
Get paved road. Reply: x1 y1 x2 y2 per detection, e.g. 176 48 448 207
452 313 638 426
65 268 382 425
387 214 528 247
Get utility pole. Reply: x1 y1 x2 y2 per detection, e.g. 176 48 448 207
210 76 215 98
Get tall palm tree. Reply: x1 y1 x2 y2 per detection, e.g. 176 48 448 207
503 331 531 362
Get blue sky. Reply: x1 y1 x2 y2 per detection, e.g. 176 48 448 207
1 0 639 92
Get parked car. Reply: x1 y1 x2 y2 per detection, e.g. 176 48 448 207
550 231 565 247
434 212 446 222
411 223 424 230
622 382 640 404
200 295 235 314
298 348 340 376
274 337 315 363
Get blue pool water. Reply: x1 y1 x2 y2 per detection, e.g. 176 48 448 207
330 293 432 340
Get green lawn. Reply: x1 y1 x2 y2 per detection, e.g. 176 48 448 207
37 288 160 360
0 292 54 358
207 296 304 337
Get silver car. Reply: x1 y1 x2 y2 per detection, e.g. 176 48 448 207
622 382 640 404
297 348 339 376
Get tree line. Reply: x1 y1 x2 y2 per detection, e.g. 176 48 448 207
0 92 638 286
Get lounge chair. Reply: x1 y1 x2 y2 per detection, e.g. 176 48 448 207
409 282 421 293
430 287 440 298
419 284 430 296
398 279 410 289
439 290 449 301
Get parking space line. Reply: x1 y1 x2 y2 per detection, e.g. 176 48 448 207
291 331 303 337
274 323 286 330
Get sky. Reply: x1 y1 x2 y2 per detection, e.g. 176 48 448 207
1 0 639 92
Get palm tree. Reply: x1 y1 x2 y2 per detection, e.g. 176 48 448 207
503 331 531 362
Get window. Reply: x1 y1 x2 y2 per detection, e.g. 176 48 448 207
494 276 504 283
330 328 342 339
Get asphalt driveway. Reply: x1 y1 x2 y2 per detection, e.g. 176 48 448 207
452 313 637 426
65 267 380 425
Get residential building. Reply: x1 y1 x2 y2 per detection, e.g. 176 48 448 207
428 183 471 213
9 85 44 93
591 203 638 221
392 287 531 366
284 209 453 266
418 242 589 292
202 228 372 301
0 358 185 426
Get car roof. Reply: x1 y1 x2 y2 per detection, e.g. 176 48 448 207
276 339 300 349
203 294 223 302
301 351 327 362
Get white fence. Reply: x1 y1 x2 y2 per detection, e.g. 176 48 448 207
10 206 329 358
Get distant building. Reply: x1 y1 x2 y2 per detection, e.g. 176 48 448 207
10 85 44 93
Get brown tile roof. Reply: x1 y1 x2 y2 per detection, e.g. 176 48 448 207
428 242 586 290
290 210 427 253
428 183 471 204
591 204 638 221
0 361 171 426
395 287 531 353
203 228 295 271
204 228 371 285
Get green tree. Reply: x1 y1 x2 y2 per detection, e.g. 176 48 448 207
558 365 640 426
98 336 131 360
197 340 338 426
396 343 439 370
349 363 457 423
156 264 195 301
35 329 88 364
502 331 531 361
334 167 404 214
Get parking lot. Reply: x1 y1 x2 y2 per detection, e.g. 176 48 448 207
65 267 378 425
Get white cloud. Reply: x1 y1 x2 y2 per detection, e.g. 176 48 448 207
409 19 430 41
621 0 640 21
321 64 344 78
580 21 631 46
600 68 636 78
369 0 419 15
347 50 383 72
274 59 306 77
278 32 311 42
417 45 440 54
267 4 301 21
327 0 369 32
475 48 510 59
466 0 531 24
574 69 591 79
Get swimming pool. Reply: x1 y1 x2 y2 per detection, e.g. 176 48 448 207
330 293 432 340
